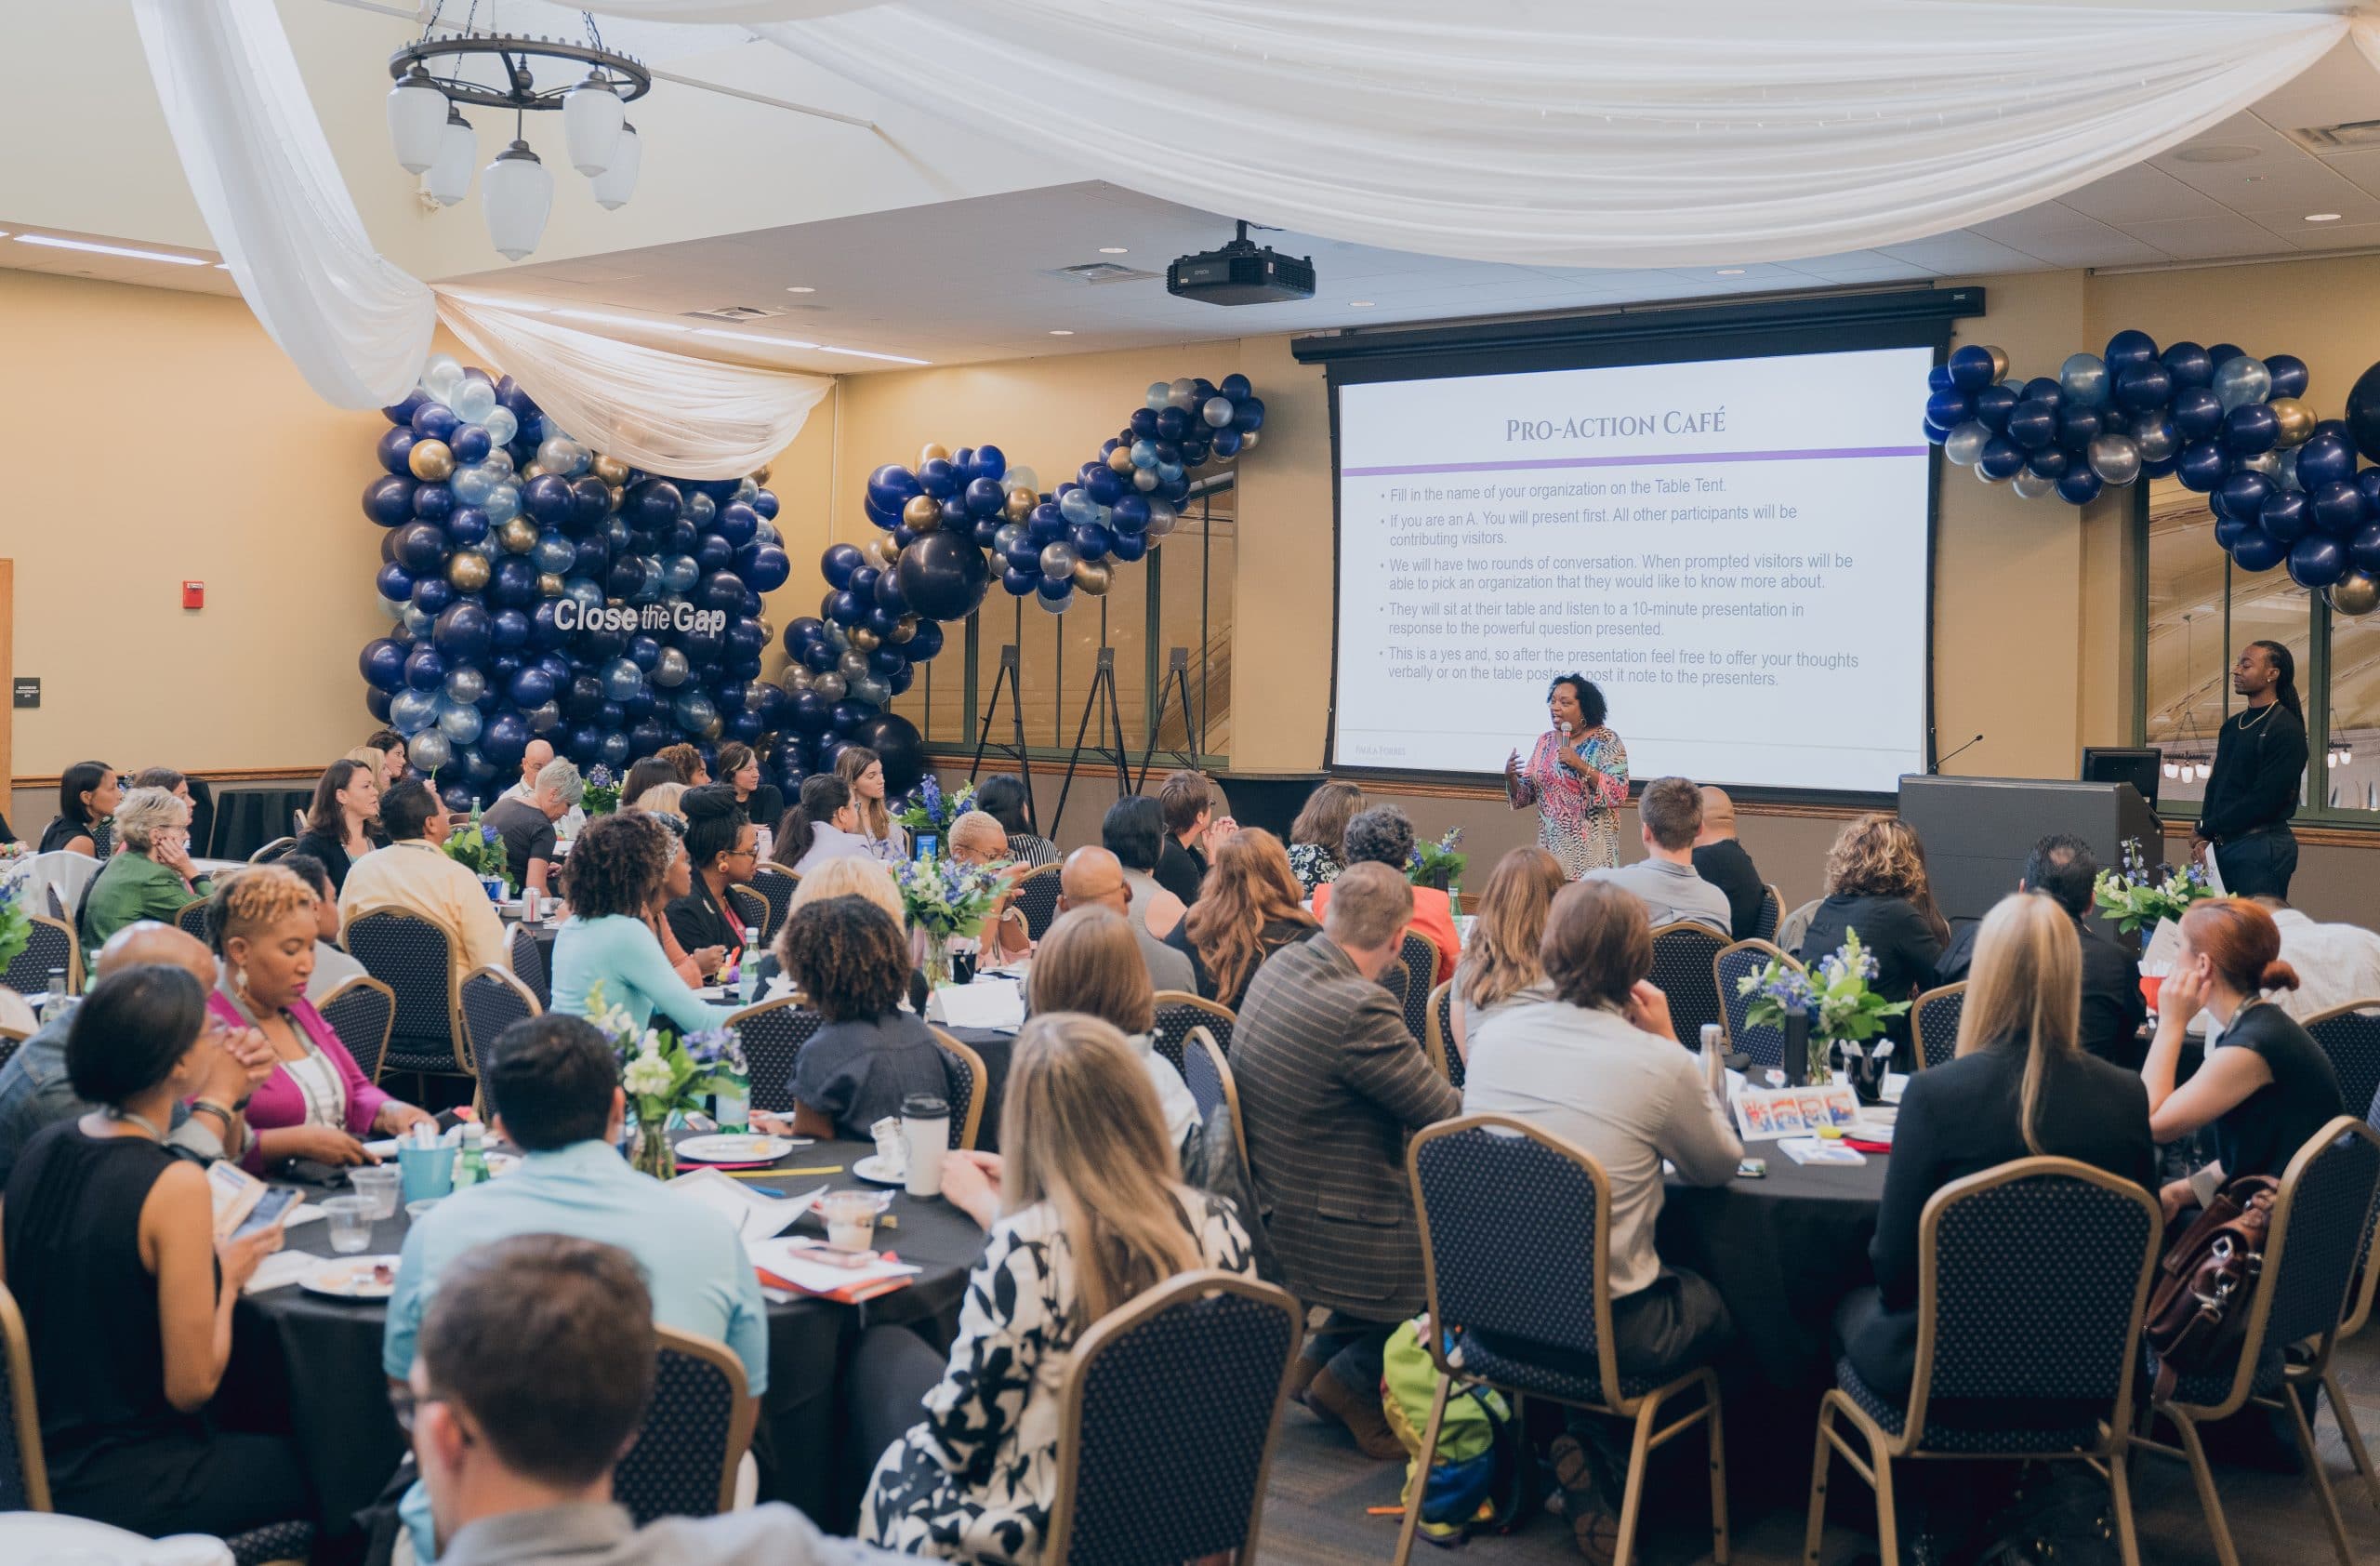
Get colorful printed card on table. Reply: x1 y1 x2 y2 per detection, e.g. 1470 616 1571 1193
1733 1084 1860 1143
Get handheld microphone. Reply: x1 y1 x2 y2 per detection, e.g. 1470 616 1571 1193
1932 733 1985 774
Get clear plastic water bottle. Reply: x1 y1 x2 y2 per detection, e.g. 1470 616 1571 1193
738 926 763 1005
715 1058 749 1135
453 1123 489 1189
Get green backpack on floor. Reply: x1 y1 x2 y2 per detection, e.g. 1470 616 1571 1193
1380 1318 1538 1546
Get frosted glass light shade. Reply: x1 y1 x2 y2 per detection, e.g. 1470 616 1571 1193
425 109 475 207
590 123 641 210
562 73 626 177
387 65 448 174
483 139 553 261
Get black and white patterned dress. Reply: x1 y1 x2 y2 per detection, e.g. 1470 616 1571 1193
861 1188 1254 1564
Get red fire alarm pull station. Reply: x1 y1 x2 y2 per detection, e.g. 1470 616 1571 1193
182 581 205 610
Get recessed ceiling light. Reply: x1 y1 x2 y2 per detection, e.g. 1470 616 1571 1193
1049 329 1074 336
2307 212 2343 222
694 326 820 348
815 344 931 365
1716 268 1747 276
14 233 207 266
1349 299 1375 308
1098 247 1129 255
784 285 815 293
551 308 688 333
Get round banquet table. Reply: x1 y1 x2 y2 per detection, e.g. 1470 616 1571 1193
231 1136 990 1545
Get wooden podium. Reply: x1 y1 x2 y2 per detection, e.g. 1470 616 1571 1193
1897 776 2162 927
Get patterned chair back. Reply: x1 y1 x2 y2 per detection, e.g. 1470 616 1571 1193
2258 1119 2380 1358
1752 884 1784 944
1181 1025 1241 1146
748 865 798 942
316 976 398 1085
1046 1270 1302 1566
1903 1159 2160 1444
1395 932 1439 1044
345 909 466 1076
248 836 297 866
43 885 64 922
1422 979 1465 1089
1409 1116 1619 1404
1911 983 1968 1071
20 852 99 935
612 1328 755 1527
3 915 79 998
0 1282 45 1512
1647 923 1727 1048
457 967 541 1077
173 896 215 945
724 884 772 947
1150 992 1236 1074
508 924 549 1010
1010 864 1064 941
1715 939 1795 1071
929 1027 987 1150
1006 832 1059 869
724 997 825 1116
2305 1002 2380 1137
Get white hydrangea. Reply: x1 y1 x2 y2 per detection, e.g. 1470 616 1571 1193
622 1049 674 1097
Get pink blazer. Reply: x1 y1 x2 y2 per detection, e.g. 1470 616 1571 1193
206 990 390 1172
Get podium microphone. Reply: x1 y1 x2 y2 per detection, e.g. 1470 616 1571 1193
1932 733 1985 774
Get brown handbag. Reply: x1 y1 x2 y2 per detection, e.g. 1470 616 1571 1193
2144 1174 2280 1400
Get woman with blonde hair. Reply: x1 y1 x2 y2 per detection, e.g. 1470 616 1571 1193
1287 779 1364 896
1166 828 1315 1009
1450 846 1566 1059
1796 812 1950 1062
836 745 908 860
1031 908 1198 1151
634 780 687 822
862 1013 1254 1564
79 787 211 949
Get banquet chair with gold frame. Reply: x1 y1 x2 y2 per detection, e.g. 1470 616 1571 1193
611 1326 758 1526
1181 1025 1243 1152
1753 884 1785 945
3 915 80 999
1804 1158 2162 1566
928 1025 987 1150
1422 978 1465 1089
247 836 296 866
173 896 214 945
1152 991 1236 1074
315 975 398 1086
457 966 540 1084
1394 931 1441 1044
1008 863 1064 942
724 883 771 948
507 923 549 1011
747 862 798 942
1715 939 1799 1073
2303 1001 2380 1148
345 909 470 1084
725 994 825 1116
1910 983 1967 1071
1648 922 1727 1048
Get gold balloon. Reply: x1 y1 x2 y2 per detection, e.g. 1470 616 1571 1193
2269 397 2315 448
919 443 950 465
1106 446 1136 474
496 518 538 554
701 714 724 742
591 455 629 486
848 626 880 652
607 484 626 512
446 552 491 592
1985 345 2010 385
537 572 567 598
755 616 776 647
891 615 919 644
519 462 548 482
866 535 902 568
902 494 942 532
1240 430 1259 450
1072 560 1114 596
408 439 455 481
1005 486 1036 522
2330 570 2380 617
753 465 773 485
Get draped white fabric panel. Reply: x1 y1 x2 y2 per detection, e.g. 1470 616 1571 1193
130 0 436 409
436 294 833 479
758 0 2354 268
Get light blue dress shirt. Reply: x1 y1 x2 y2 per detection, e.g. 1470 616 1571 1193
549 913 736 1033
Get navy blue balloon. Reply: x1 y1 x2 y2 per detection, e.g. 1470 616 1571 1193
2208 342 2247 368
866 465 920 515
744 547 790 592
2222 404 2280 455
392 522 447 574
1071 520 1116 559
490 608 532 651
1925 389 1974 429
2289 533 2347 589
967 445 1007 485
800 639 839 673
1977 437 2026 481
489 557 540 609
1129 407 1160 438
2234 526 2286 573
848 566 879 601
868 645 906 678
1155 406 1191 443
2214 516 2252 552
2260 489 2311 543
1109 495 1152 534
403 644 447 692
2313 481 2365 537
831 700 878 737
907 620 945 660
523 474 575 526
2171 387 2224 440
1035 576 1075 607
508 667 556 709
2005 401 2057 449
445 508 490 549
2161 341 2214 389
693 570 741 614
1002 565 1038 597
752 490 779 522
917 458 959 499
375 562 416 602
1927 365 1953 393
1108 529 1148 564
2113 361 2172 412
384 390 428 427
1084 466 1125 505
410 402 458 442
360 638 407 691
896 530 993 621
2352 524 2380 574
2021 378 2064 408
2056 406 2103 447
694 534 735 575
1003 534 1043 572
2295 431 2355 491
725 618 767 662
562 674 605 723
377 427 418 476
568 477 609 531
2104 329 2158 373
873 569 908 614
1922 418 1952 448
2266 354 2309 399
433 602 493 663
821 543 864 589
1232 397 1264 433
572 537 613 581
827 590 866 626
2219 471 2277 522
364 475 416 527
1027 504 1068 546
2056 469 2104 506
932 498 965 534
480 712 529 769
963 476 1005 517
411 484 454 524
1973 384 2019 432
970 516 1004 550
1946 345 1998 391
716 502 760 549
449 425 492 465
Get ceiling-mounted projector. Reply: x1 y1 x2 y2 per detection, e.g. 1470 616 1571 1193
1168 220 1316 306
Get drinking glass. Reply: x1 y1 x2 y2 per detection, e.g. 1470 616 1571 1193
320 1195 376 1255
350 1165 403 1219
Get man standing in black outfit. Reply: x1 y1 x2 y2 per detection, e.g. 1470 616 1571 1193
2194 640 2307 900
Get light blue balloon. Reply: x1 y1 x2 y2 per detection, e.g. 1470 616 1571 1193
481 481 521 524
2278 447 2302 493
849 676 890 708
1129 438 1159 471
401 604 437 638
437 702 483 745
482 405 518 445
563 577 604 612
1058 489 1098 526
452 464 498 507
534 533 577 575
672 691 718 734
537 436 590 477
1156 461 1184 485
600 657 644 702
451 378 498 425
390 688 440 736
443 667 487 706
377 594 407 621
2058 352 2110 409
2214 355 2272 412
734 477 759 504
754 521 780 547
1131 468 1159 493
406 729 454 773
480 447 513 478
1146 380 1172 412
659 554 700 594
686 492 716 524
2240 449 2282 481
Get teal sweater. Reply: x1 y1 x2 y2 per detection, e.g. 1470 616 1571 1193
549 914 735 1034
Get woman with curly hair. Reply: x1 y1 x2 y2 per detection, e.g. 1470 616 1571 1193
1165 829 1315 1009
1309 804 1460 985
1451 846 1567 1060
757 896 945 1141
1795 813 1950 1062
549 811 735 1033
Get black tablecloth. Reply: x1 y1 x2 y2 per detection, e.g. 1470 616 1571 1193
208 785 315 861
234 1137 987 1540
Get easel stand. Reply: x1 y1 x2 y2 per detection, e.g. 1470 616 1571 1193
1051 646 1130 841
966 644 1038 832
1135 645 1201 791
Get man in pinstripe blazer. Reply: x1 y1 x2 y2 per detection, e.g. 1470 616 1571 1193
1231 862 1461 1458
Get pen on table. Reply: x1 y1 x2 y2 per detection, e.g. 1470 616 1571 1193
726 1165 843 1178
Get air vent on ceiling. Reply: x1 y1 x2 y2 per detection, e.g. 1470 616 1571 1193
680 303 783 323
2287 120 2380 153
1048 260 1161 285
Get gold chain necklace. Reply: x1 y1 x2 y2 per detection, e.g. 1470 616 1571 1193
2234 702 2277 733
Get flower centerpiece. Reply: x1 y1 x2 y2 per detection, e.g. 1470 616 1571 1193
586 982 747 1180
894 775 975 845
0 879 32 985
1407 828 1467 894
1737 929 1908 1084
2093 837 2213 936
581 763 622 817
892 853 1004 989
442 804 514 896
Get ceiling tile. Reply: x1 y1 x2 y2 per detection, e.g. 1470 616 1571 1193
2118 213 2293 261
1872 232 2045 273
2059 165 2230 226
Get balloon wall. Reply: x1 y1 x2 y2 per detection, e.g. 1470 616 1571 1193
773 373 1263 786
356 354 799 811
1924 336 2380 614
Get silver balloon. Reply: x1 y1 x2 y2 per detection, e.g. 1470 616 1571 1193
1942 420 1991 467
2087 433 2141 487
443 667 487 706
1144 498 1178 537
2213 355 2271 412
839 649 871 682
483 405 519 445
2130 415 2179 466
437 701 483 746
2011 471 2057 499
2240 450 2283 481
536 435 590 477
2330 570 2380 617
780 665 813 695
1167 377 1198 411
1039 541 1079 577
524 700 562 735
452 464 498 507
406 729 454 774
480 447 513 478
653 647 691 688
2058 352 2110 409
1131 468 1159 493
1202 395 1235 429
481 482 521 525
1037 587 1074 616
812 671 847 701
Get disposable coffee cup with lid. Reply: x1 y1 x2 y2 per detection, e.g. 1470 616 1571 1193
900 1092 950 1198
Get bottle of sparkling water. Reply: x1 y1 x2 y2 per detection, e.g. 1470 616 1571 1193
739 926 763 1004
453 1122 489 1189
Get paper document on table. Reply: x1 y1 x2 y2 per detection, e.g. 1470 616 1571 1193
667 1168 826 1241
931 977 1026 1031
244 1251 322 1295
748 1237 921 1297
1778 1136 1866 1166
2141 918 2183 975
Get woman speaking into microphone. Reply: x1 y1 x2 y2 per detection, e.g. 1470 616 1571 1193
1504 674 1631 877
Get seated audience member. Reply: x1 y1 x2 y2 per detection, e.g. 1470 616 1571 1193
1288 780 1365 897
364 729 412 791
838 747 909 861
716 741 784 834
131 766 192 803
279 852 369 994
403 1233 880 1566
618 756 680 811
41 759 121 857
1233 862 1461 1458
1154 769 1228 905
289 757 382 894
974 773 1056 868
754 896 946 1142
1582 776 1731 936
1451 847 1566 1060
1797 813 1949 1062
775 775 874 874
666 785 760 962
1058 845 1195 993
1689 786 1766 942
1461 880 1741 1548
1029 908 1198 1152
2 963 309 1539
0 922 267 1187
1166 828 1316 1009
1841 892 2156 1408
657 742 710 787
948 809 1032 962
340 779 510 975
753 858 928 1012
635 780 687 823
1102 795 1188 940
80 787 210 950
212 865 432 1170
550 812 736 1033
1934 835 2147 1068
862 1014 1254 1562
386 1015 771 1562
1310 806 1459 986
483 759 585 898
634 811 712 989
2143 898 2344 1221
502 738 585 842
2250 893 2380 1023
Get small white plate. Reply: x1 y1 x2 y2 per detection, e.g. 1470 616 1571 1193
852 1153 905 1186
677 1134 792 1165
300 1255 402 1299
